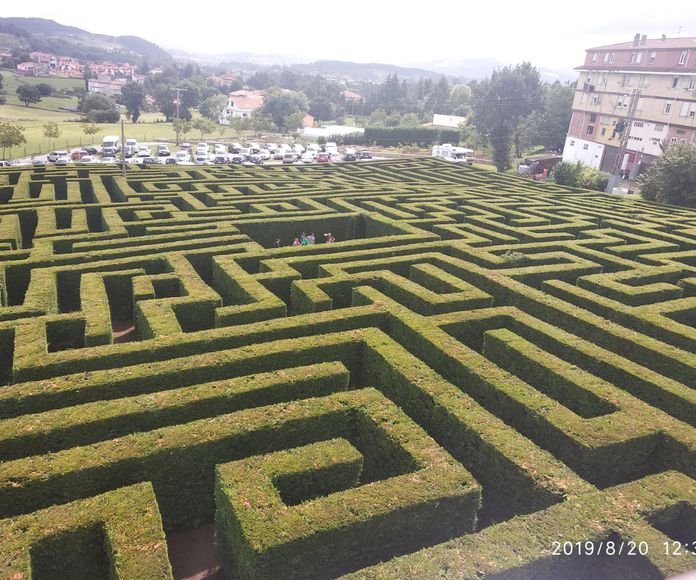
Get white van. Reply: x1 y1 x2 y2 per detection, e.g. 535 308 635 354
101 135 121 152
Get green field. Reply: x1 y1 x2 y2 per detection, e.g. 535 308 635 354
0 69 266 157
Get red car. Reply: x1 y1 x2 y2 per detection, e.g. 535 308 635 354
316 152 330 163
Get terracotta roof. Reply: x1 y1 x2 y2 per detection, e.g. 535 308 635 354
588 36 696 51
228 90 264 112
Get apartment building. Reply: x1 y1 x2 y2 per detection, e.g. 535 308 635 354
562 34 696 177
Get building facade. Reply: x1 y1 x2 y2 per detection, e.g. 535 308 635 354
563 35 696 177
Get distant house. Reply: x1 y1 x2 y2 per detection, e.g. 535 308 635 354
87 78 128 98
342 90 363 102
220 90 265 124
431 114 467 129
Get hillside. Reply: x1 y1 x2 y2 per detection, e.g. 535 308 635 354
0 17 172 65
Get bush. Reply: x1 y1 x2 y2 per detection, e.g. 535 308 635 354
639 142 696 206
86 108 121 123
551 161 609 191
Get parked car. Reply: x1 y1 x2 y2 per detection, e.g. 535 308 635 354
228 142 242 154
83 146 100 155
123 146 135 158
136 146 151 158
71 149 89 160
47 151 68 163
32 157 46 166
282 152 297 164
343 148 357 162
316 152 330 163
293 144 305 155
359 150 373 160
157 144 170 157
214 155 230 164
141 157 160 165
79 155 95 164
249 154 264 165
164 157 178 165
174 151 191 163
102 146 119 157
230 154 245 164
258 149 272 161
125 138 138 149
101 156 118 164
214 143 227 155
180 142 192 152
55 155 70 166
300 152 315 164
517 155 562 177
194 153 211 164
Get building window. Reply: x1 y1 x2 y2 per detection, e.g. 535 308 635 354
589 113 597 122
654 123 665 132
604 52 610 63
638 74 647 87
577 121 582 131
636 52 642 64
592 52 598 62
600 72 608 85
609 52 615 63
680 102 690 116
601 127 606 136
633 121 644 128
677 129 686 134
600 115 611 124
649 51 656 64
583 144 589 150
672 77 679 88
587 125 595 135
630 52 636 64
592 94 602 105
623 74 632 86
687 78 696 90
664 102 672 114
671 137 679 144
570 140 576 146
679 50 688 65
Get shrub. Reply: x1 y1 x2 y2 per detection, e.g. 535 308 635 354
552 161 610 191
639 142 696 206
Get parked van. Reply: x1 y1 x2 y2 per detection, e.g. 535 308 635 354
432 144 474 164
101 135 121 153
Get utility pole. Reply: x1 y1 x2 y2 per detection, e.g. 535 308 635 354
611 88 641 178
173 87 182 146
120 118 126 177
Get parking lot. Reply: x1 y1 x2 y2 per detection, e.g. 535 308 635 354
6 140 385 168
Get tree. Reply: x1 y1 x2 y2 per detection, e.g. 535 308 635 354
81 123 100 144
517 82 573 152
228 115 250 137
308 97 335 124
400 113 421 128
16 84 41 107
249 111 274 136
426 76 451 114
192 117 217 139
43 122 61 148
260 87 307 133
35 83 53 97
469 62 542 171
247 71 273 90
284 111 306 134
368 109 388 127
639 143 696 206
448 84 472 117
199 94 227 122
121 81 146 123
0 123 26 159
81 92 117 114
172 118 192 140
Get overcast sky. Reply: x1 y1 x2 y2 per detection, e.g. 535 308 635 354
3 1 694 71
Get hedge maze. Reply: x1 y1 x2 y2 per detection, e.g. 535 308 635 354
0 158 694 579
